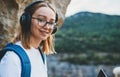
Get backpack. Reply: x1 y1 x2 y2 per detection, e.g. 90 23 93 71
0 43 45 77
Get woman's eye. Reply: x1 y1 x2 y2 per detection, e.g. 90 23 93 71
49 22 54 25
38 18 46 22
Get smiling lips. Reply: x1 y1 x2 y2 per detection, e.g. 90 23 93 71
39 29 49 36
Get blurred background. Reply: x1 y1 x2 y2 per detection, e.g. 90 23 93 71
47 0 120 77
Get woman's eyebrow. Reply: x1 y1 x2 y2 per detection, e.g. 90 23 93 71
37 15 55 21
38 15 46 18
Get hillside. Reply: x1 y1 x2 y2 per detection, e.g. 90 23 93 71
55 12 120 65
55 11 120 53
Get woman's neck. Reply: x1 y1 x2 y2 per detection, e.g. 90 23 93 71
30 37 42 49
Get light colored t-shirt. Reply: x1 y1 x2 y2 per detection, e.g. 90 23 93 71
0 42 48 77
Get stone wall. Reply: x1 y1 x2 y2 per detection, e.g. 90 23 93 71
0 0 71 49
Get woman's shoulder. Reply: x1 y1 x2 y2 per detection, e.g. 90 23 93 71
0 41 22 65
0 51 21 64
0 51 21 77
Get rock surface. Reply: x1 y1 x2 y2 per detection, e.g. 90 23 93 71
0 0 71 49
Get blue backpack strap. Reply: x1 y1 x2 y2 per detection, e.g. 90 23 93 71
38 48 46 64
1 43 31 77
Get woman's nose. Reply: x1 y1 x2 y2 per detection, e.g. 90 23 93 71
43 23 51 29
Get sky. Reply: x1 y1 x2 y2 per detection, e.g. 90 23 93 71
65 0 120 17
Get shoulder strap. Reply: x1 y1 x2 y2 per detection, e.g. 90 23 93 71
38 48 46 64
0 43 31 77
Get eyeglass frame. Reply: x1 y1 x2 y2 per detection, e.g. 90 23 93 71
32 17 56 27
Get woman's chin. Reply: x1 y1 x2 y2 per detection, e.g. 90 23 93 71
40 36 48 40
39 33 51 40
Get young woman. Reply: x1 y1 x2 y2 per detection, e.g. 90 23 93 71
0 1 58 77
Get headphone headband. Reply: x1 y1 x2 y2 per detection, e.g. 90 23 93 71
25 1 44 12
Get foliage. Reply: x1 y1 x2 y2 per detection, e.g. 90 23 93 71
55 12 120 65
60 53 120 65
55 12 120 53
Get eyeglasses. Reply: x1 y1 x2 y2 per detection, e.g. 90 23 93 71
32 17 56 27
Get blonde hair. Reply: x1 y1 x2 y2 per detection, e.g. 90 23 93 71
13 1 57 54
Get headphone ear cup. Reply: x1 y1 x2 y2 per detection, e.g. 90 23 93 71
55 13 58 22
52 26 57 34
20 13 31 27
